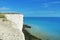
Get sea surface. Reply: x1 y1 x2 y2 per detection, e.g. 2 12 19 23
24 17 60 40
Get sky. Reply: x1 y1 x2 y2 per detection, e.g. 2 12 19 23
0 0 60 17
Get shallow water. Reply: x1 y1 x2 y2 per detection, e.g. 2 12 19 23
24 17 60 40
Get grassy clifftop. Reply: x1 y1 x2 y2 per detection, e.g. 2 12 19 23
0 14 6 18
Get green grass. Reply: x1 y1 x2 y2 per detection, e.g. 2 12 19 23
0 14 6 18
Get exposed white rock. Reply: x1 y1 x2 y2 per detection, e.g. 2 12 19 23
0 14 25 40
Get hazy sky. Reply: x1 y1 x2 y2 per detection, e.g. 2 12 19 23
0 0 60 17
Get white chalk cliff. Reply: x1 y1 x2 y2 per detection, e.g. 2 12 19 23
0 14 25 40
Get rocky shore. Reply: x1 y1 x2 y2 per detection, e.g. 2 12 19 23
23 24 41 40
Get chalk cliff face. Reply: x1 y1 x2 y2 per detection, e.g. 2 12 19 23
0 14 25 40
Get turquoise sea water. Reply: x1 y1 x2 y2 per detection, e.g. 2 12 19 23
24 17 60 40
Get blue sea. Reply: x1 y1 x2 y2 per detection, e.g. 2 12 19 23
24 17 60 40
